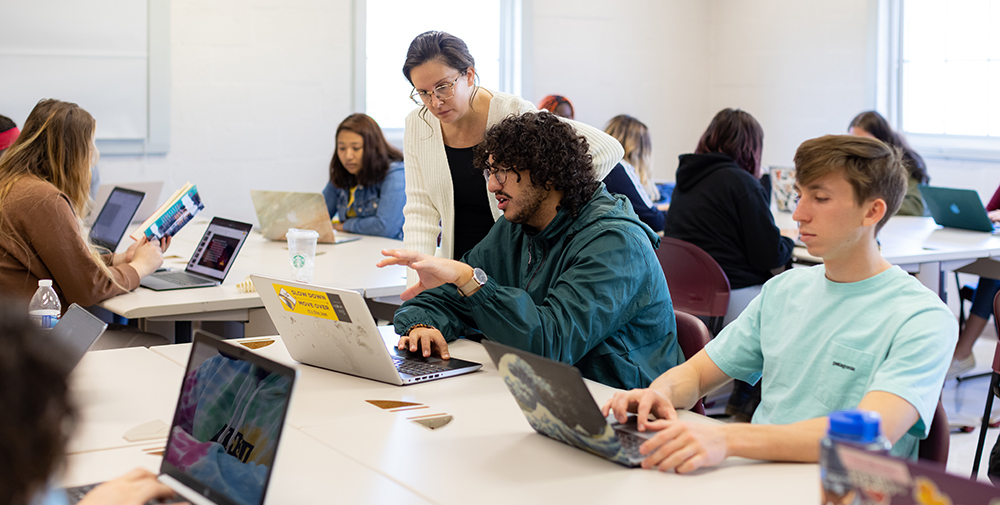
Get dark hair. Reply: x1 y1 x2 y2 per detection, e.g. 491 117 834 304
0 114 15 132
401 31 480 119
794 135 908 234
329 113 403 189
848 110 928 184
474 111 598 216
695 108 764 177
538 95 574 119
0 301 76 505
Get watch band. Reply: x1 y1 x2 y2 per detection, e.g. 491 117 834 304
457 268 487 297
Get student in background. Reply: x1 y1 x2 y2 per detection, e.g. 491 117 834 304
0 302 177 505
0 114 19 156
664 108 794 325
848 110 929 216
399 31 622 286
947 183 1000 378
604 135 956 472
602 114 666 232
537 94 575 120
322 113 406 240
0 99 167 311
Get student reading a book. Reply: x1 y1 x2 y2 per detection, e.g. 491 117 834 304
603 135 956 472
400 31 623 286
0 99 169 311
322 113 406 240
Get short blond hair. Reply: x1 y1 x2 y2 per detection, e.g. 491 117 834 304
793 135 907 234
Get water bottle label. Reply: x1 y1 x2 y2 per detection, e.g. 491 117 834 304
30 312 59 329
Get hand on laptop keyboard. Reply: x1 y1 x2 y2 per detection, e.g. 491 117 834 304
72 468 182 505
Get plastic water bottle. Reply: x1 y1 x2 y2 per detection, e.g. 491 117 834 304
820 410 892 505
29 279 61 329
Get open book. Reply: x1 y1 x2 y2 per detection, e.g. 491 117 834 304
129 182 205 241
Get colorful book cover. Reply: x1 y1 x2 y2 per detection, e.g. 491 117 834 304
130 183 205 241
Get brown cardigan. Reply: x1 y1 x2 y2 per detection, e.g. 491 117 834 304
0 176 140 311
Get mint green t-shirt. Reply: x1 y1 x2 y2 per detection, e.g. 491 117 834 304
705 264 957 459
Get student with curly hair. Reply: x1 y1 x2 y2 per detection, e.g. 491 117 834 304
379 111 682 390
399 31 622 287
322 113 405 239
0 302 178 505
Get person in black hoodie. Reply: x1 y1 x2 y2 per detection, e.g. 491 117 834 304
664 108 795 421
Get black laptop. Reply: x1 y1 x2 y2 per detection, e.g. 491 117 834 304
88 186 145 251
140 217 253 291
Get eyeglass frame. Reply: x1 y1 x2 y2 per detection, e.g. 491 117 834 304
409 74 463 105
482 166 518 185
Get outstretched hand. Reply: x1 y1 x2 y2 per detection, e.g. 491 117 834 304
377 249 473 301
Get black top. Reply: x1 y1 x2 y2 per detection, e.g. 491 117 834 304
602 163 665 232
663 153 793 289
446 144 495 261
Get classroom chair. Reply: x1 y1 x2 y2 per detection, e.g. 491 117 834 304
970 291 1000 478
918 399 949 467
655 238 731 334
674 310 712 415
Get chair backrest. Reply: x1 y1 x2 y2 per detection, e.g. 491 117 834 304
656 237 731 318
674 310 712 416
918 398 949 466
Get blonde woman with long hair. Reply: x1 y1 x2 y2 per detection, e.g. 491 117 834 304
604 114 659 202
0 99 167 311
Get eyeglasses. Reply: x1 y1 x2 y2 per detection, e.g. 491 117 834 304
409 75 462 105
483 167 515 184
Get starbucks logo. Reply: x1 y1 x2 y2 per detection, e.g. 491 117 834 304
292 254 306 268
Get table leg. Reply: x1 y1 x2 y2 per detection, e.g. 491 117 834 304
175 321 192 344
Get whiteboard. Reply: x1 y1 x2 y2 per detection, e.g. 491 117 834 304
0 0 169 153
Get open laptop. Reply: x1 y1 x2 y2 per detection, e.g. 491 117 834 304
920 186 998 233
88 181 164 226
140 217 253 291
250 190 353 244
835 444 1000 504
88 186 145 251
66 333 297 505
251 274 482 385
44 304 107 367
483 339 653 467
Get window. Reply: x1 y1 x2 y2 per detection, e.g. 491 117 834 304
357 0 521 132
888 0 1000 158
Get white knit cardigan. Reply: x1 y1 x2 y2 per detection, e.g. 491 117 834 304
401 90 624 285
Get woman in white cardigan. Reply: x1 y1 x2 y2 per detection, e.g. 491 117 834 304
400 31 623 285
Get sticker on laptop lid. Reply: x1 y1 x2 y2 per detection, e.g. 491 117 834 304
273 284 352 322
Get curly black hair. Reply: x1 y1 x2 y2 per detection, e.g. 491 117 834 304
0 301 76 505
474 111 598 217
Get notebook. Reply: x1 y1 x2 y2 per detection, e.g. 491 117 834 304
920 186 998 233
66 333 297 505
251 274 482 385
835 444 1000 504
45 303 107 367
250 190 355 244
140 217 253 291
88 181 164 226
88 186 145 251
482 339 654 467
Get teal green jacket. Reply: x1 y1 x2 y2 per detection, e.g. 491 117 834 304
394 185 681 390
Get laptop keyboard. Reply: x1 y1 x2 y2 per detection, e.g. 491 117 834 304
66 482 185 504
155 271 208 286
615 428 646 460
393 357 450 376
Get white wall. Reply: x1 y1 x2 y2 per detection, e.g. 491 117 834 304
97 0 355 225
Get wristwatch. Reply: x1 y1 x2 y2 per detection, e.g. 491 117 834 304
457 267 488 297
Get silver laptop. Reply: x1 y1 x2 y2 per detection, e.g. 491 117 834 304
483 340 654 467
46 304 107 367
250 190 357 244
141 217 253 291
88 181 165 225
66 333 297 505
919 186 998 233
88 186 145 251
252 274 482 385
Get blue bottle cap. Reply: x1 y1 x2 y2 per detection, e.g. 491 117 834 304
828 410 882 443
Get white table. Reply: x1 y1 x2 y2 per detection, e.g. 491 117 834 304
66 337 822 504
97 218 408 340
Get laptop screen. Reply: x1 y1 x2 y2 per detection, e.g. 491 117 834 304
186 218 253 281
161 335 296 505
89 187 144 251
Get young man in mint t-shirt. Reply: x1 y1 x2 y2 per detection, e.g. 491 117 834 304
603 134 957 473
